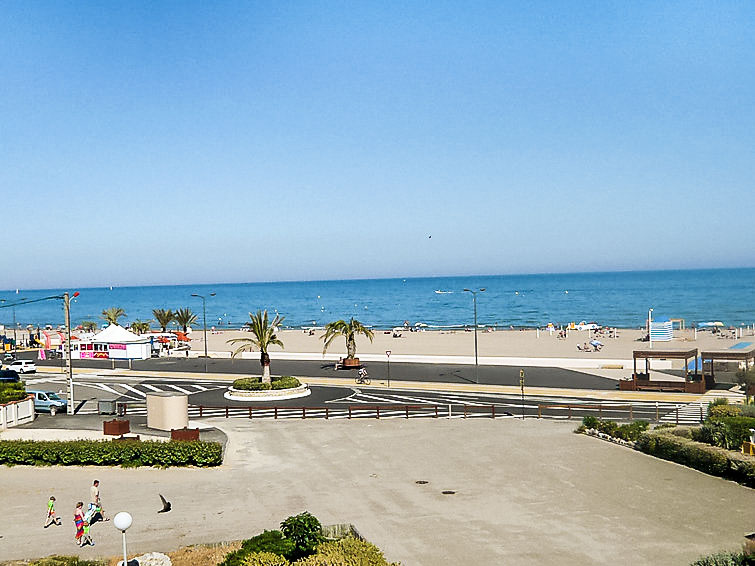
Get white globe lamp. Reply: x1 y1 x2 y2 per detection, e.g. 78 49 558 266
113 511 133 566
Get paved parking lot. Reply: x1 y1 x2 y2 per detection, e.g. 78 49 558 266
0 418 752 565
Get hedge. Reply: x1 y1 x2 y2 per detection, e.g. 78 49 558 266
636 432 755 487
295 538 400 566
0 439 222 467
0 382 28 404
221 531 294 566
233 376 301 391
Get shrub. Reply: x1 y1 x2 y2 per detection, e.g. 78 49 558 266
241 552 290 566
295 538 400 566
636 432 755 487
31 557 108 566
280 512 324 560
582 416 599 429
221 531 294 566
0 382 27 404
690 551 752 565
614 420 650 442
740 404 755 418
0 439 222 467
696 417 755 450
709 404 743 419
271 376 301 390
233 377 271 391
707 397 730 417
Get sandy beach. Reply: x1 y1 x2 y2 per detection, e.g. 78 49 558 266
191 327 750 366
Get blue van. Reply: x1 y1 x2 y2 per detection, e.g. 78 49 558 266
28 390 68 416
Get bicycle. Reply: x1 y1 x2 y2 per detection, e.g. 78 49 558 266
355 368 370 385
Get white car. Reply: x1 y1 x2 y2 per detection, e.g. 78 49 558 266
575 321 601 331
9 360 37 374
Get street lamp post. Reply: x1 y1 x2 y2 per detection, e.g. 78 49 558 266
648 308 654 350
0 298 27 353
386 350 391 388
191 292 215 372
113 511 133 566
463 288 486 384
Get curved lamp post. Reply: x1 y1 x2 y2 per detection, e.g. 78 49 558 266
463 288 486 384
113 511 133 566
191 292 215 372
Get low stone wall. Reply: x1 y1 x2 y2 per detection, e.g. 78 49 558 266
0 396 35 430
224 384 311 402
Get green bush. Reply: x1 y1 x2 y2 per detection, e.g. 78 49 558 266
582 416 599 429
281 512 324 560
636 432 755 487
740 404 755 418
30 557 108 566
709 404 743 419
0 439 222 467
271 376 301 390
690 550 752 565
294 538 400 566
241 552 290 566
221 531 295 566
588 419 649 442
0 382 28 404
696 417 755 450
233 377 269 391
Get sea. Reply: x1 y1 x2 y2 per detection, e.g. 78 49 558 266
0 268 753 331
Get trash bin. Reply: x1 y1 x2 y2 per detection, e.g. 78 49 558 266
98 399 117 415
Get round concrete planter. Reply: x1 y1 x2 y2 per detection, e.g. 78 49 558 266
224 383 311 402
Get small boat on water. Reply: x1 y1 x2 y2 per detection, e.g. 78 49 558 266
434 290 453 294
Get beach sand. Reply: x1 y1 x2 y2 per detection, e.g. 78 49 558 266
195 327 747 364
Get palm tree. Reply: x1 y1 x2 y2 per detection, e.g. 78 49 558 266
152 309 175 332
174 308 198 333
101 307 126 326
80 320 98 333
129 320 151 335
227 310 285 383
321 318 374 361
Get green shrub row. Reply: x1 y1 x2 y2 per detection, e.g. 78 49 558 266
0 439 222 467
30 556 108 566
636 432 755 487
694 417 755 450
272 376 301 390
581 417 650 442
239 538 399 566
233 376 302 391
690 549 754 565
0 382 28 404
708 404 745 419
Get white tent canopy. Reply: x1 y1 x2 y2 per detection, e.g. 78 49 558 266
91 324 147 344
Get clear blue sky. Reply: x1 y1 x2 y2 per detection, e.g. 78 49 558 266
2 1 753 289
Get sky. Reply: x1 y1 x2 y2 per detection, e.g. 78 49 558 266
1 1 754 289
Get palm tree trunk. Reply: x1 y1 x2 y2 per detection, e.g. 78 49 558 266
347 336 356 359
260 351 271 383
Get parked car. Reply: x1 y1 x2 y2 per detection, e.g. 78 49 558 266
575 321 601 331
0 369 20 382
8 360 36 374
28 390 68 416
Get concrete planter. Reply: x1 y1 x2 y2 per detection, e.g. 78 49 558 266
224 383 311 402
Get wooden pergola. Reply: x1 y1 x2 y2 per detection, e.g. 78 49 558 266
699 347 755 379
621 348 704 393
633 348 700 379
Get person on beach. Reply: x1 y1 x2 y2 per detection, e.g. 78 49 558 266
44 496 62 528
74 502 85 546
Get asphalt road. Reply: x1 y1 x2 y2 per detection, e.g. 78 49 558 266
26 354 618 390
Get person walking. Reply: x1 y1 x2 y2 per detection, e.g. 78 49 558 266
80 520 94 546
89 479 108 522
44 496 62 528
73 502 85 546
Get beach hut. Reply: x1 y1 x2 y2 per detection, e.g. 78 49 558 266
650 316 673 342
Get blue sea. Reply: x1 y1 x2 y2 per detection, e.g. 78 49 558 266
1 269 753 330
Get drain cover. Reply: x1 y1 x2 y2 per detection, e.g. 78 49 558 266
441 490 456 495
415 480 429 485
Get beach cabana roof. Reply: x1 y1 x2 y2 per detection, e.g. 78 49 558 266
91 324 145 343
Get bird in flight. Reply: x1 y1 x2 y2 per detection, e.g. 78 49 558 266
158 494 171 513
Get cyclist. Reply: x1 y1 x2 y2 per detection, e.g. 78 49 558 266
356 367 370 384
